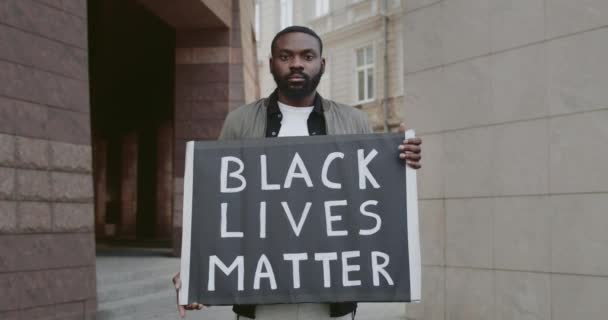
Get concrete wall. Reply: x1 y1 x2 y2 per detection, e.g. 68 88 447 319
402 0 608 319
0 0 96 318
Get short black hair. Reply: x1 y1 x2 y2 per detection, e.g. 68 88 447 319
271 26 323 56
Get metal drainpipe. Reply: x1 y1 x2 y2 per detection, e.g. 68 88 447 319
382 0 390 132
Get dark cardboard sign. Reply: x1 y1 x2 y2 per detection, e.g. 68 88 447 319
179 133 420 305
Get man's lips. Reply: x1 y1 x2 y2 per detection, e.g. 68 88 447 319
287 76 305 86
287 74 305 80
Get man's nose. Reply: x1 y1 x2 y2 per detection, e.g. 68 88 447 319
289 56 304 69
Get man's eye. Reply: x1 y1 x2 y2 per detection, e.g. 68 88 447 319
305 55 314 61
280 55 289 61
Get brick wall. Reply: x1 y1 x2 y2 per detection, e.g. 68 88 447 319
0 0 96 318
172 0 257 256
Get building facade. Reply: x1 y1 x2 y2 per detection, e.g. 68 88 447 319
254 1 608 319
256 0 404 131
402 0 608 319
0 0 258 317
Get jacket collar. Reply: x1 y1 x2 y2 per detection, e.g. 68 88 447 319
267 89 325 115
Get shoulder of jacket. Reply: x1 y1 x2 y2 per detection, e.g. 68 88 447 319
224 98 267 126
227 98 266 118
219 99 267 140
323 99 368 119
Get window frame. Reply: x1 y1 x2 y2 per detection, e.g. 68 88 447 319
315 0 330 18
354 44 376 104
280 0 293 29
254 1 260 41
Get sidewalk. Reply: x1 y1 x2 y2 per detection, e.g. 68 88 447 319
96 247 407 320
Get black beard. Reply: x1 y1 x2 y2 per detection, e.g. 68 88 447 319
272 69 323 100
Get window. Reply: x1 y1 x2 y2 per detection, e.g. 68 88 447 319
355 46 374 102
280 0 293 29
315 0 329 17
255 2 260 41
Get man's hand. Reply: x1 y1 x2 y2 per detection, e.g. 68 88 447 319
173 272 206 318
398 123 422 169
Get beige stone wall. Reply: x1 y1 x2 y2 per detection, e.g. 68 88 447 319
256 0 279 97
402 0 608 319
239 0 259 103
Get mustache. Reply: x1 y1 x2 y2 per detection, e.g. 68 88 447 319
272 67 323 100
286 71 309 79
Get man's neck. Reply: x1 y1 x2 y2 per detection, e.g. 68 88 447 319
277 91 316 107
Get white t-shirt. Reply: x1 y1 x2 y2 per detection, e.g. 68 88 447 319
259 102 351 319
277 101 313 137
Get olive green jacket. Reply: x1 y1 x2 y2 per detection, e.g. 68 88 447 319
218 96 372 140
218 94 372 319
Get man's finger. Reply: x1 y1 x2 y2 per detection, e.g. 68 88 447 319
399 152 421 160
399 145 421 153
173 273 181 290
398 123 407 133
398 144 421 152
407 161 421 169
401 153 421 161
185 303 205 310
402 138 422 145
178 305 186 318
174 273 185 318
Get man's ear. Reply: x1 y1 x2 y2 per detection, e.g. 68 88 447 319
321 57 326 74
268 56 273 74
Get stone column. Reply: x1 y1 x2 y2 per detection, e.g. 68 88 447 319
0 1 97 317
120 131 138 239
155 120 173 239
170 0 256 256
93 138 107 238
172 28 230 255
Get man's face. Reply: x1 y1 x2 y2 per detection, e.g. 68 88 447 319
270 32 325 100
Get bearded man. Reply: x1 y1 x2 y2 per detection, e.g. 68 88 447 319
174 26 422 320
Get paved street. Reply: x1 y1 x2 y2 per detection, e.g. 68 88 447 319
96 247 408 320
